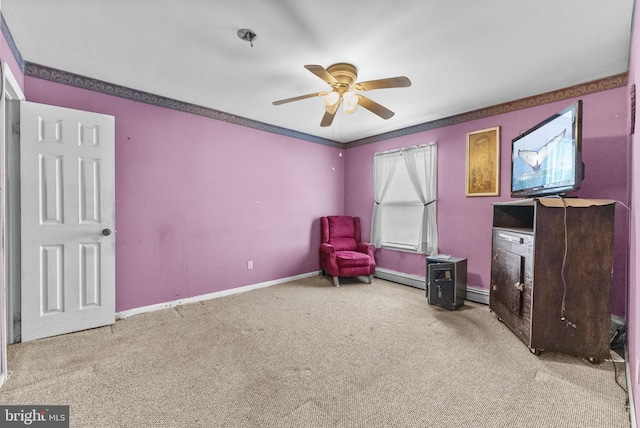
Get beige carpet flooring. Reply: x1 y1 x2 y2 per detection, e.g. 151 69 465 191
0 276 631 427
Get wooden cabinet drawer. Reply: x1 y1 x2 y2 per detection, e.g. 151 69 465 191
492 228 533 257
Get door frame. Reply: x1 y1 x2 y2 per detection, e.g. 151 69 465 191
2 62 25 386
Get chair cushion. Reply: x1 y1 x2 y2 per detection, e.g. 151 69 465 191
327 216 357 250
336 250 370 267
328 216 355 239
329 237 357 251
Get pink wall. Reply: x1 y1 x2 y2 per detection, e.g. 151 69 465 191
345 88 630 316
24 77 345 311
627 0 640 423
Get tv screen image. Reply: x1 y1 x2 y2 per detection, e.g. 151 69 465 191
511 101 582 198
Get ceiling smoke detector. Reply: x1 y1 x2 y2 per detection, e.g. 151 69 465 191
237 29 257 47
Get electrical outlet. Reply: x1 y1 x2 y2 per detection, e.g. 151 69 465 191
247 260 253 270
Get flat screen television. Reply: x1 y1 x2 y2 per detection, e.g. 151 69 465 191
511 100 583 198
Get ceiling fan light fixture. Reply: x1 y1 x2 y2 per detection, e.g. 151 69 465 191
346 91 359 104
324 91 340 106
344 104 357 114
343 91 358 114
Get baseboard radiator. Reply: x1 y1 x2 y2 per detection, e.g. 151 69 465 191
373 267 489 305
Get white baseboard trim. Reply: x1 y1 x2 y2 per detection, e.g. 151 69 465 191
627 346 638 428
374 267 490 305
116 271 321 319
117 268 492 319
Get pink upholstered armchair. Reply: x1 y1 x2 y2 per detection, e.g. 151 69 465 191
320 216 376 287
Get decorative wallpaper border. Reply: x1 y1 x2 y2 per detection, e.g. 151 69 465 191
23 62 342 148
22 63 628 149
347 73 628 148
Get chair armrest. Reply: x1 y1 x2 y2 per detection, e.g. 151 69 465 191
319 242 339 277
357 242 376 274
320 243 336 256
357 242 374 255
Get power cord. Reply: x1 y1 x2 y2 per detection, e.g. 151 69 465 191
610 355 628 393
551 195 576 329
608 352 630 412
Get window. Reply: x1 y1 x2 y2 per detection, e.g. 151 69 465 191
371 143 437 254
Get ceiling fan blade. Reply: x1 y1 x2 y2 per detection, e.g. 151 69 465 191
320 101 340 127
272 92 326 105
357 95 395 119
325 99 340 114
320 111 337 127
304 65 340 86
353 76 411 91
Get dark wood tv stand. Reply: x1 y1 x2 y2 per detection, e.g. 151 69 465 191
489 197 615 361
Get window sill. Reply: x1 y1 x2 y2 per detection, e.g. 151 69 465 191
378 245 426 255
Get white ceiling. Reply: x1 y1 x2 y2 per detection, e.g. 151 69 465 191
2 1 635 143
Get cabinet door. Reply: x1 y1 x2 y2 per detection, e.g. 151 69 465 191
490 228 534 346
491 248 524 316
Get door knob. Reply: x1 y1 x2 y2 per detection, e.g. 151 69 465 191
102 228 112 236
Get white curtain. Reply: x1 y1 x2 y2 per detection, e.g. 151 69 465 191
371 143 438 254
371 153 400 248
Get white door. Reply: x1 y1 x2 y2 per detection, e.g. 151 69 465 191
20 101 115 342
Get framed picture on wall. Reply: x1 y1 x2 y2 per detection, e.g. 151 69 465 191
465 126 500 196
